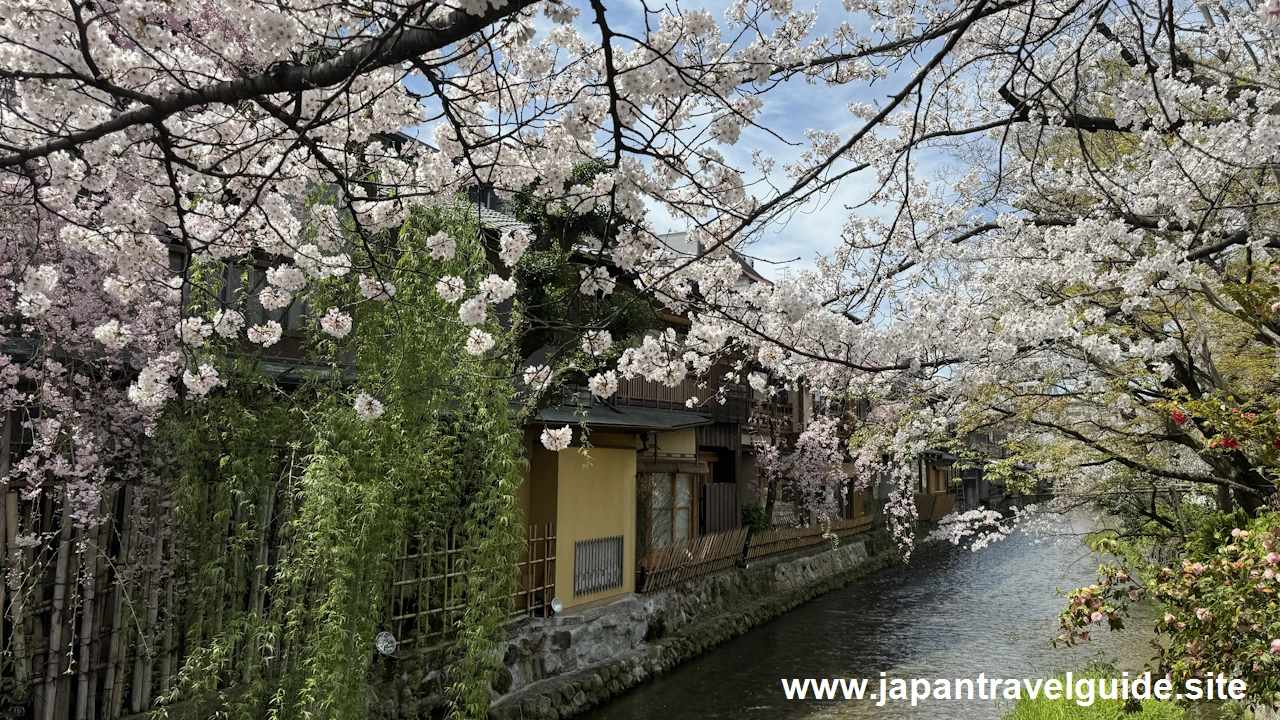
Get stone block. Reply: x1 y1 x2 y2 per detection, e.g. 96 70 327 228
492 665 513 695
551 630 572 651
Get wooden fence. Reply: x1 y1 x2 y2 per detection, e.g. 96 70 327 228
914 492 956 523
745 514 878 562
1 484 178 720
700 483 740 535
635 509 882 594
1 495 555 717
637 527 748 593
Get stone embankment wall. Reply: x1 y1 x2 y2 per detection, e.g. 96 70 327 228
482 530 905 720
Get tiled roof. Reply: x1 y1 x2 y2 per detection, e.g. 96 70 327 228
448 200 532 233
529 403 712 431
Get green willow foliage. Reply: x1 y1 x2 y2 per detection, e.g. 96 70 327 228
157 206 525 719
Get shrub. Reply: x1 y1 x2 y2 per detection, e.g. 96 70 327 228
742 502 770 533
1004 669 1184 720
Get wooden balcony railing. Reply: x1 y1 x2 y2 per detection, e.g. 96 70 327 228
608 375 751 425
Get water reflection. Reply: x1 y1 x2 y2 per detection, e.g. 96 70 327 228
580 517 1157 720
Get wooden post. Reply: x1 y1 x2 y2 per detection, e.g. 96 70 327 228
0 411 6 661
0 491 5 668
86 514 111 720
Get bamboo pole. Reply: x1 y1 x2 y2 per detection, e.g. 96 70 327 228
5 491 29 690
159 562 175 697
158 521 177 696
85 513 111 720
131 520 163 714
249 486 275 618
75 521 103 720
103 484 135 720
0 490 6 661
42 512 73 720
0 412 6 661
55 525 81 718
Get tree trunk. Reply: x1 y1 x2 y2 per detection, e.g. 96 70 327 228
763 474 780 527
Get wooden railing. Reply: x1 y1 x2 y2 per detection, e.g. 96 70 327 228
612 376 751 424
914 493 956 523
637 528 748 593
745 515 877 562
613 375 699 410
637 511 881 594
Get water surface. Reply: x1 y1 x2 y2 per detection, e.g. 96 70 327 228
580 517 1157 720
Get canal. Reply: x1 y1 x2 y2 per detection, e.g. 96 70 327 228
579 516 1157 720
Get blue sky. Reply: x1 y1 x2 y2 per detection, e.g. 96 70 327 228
405 0 943 279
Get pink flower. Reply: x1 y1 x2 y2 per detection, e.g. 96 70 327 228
1195 607 1211 622
1268 553 1280 566
353 392 384 421
459 295 487 326
247 321 283 347
540 425 572 452
320 308 353 339
1164 613 1176 624
358 275 396 301
1271 639 1280 655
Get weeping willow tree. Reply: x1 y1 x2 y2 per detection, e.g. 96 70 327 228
154 205 525 719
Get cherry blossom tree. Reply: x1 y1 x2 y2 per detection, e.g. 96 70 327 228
649 0 1280 532
10 0 1280 711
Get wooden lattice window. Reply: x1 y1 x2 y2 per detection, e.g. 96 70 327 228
573 536 623 596
644 472 695 549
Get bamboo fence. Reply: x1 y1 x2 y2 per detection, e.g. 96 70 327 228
388 523 556 647
1 484 556 718
1 484 172 720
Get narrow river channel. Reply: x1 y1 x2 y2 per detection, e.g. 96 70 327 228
580 516 1158 720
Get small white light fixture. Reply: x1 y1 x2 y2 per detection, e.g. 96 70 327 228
375 631 398 656
550 597 564 614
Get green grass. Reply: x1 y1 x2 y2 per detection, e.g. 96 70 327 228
1004 672 1186 720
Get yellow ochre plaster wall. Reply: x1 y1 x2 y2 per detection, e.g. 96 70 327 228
554 446 637 609
652 428 696 456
